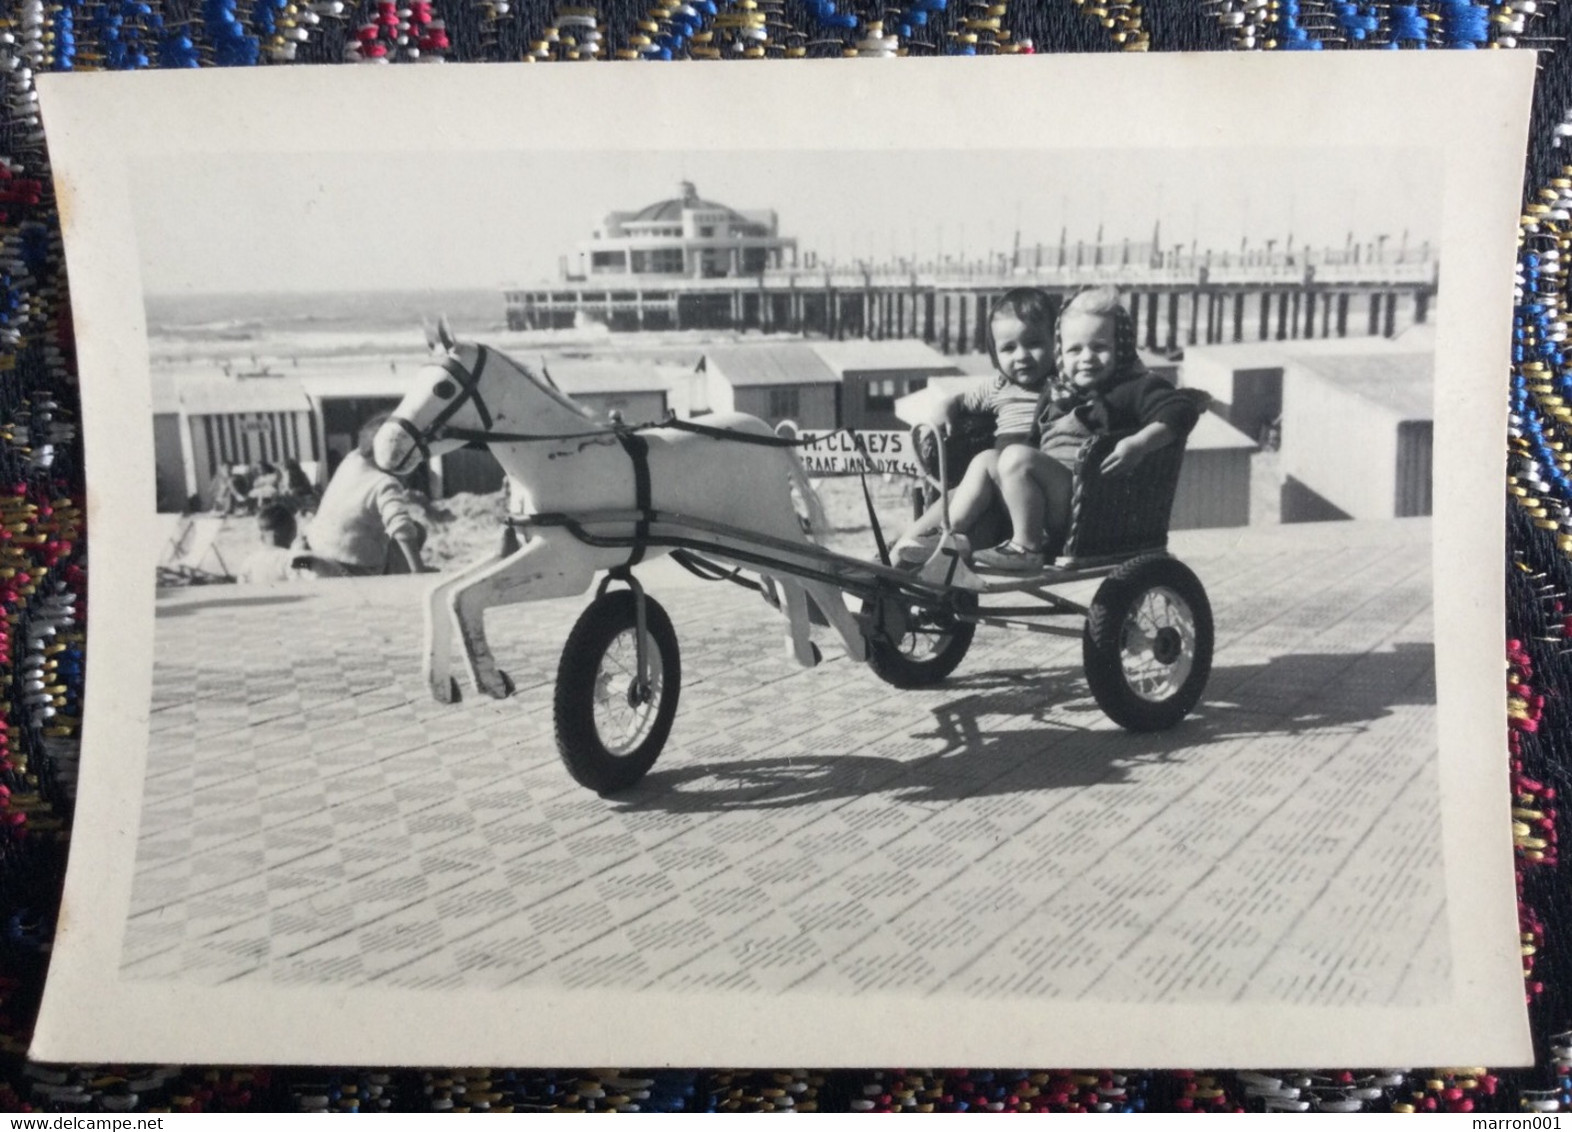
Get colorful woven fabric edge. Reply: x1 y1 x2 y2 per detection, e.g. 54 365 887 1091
2 0 1570 1113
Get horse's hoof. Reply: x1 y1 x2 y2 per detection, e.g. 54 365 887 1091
480 670 513 700
786 640 822 668
431 676 462 704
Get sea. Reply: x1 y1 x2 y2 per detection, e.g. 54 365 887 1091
145 288 512 345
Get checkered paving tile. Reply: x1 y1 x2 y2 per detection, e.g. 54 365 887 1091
120 521 1448 1006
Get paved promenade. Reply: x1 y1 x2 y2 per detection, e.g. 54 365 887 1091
124 518 1443 1006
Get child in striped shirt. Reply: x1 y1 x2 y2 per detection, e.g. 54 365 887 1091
891 286 1058 563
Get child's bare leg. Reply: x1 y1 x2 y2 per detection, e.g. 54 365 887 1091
1039 460 1074 554
902 449 1001 539
995 447 1073 551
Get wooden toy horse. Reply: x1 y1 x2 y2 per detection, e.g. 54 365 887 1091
373 319 868 704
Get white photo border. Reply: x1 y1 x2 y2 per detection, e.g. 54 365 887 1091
33 53 1535 1068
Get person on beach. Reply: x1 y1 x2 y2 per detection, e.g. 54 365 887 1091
893 286 1199 574
281 456 319 514
305 413 431 576
248 460 284 510
237 502 307 585
209 464 254 516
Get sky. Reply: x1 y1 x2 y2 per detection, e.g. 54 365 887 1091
131 146 1442 296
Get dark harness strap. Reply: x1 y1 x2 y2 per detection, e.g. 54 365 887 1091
850 432 891 567
441 423 615 444
615 428 652 567
443 413 829 449
390 414 432 464
666 416 817 447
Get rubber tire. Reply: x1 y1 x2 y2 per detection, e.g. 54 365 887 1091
865 586 977 689
1083 554 1213 732
554 590 681 794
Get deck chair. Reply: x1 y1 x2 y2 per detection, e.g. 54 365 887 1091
158 514 235 585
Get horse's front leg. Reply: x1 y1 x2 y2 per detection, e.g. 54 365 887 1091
801 579 869 663
425 549 508 703
774 576 822 668
448 532 600 700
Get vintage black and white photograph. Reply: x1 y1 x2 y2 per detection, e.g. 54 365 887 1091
33 57 1533 1068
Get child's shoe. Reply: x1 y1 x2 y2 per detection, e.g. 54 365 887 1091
971 540 1045 574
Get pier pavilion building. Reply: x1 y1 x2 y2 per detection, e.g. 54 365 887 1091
510 182 798 332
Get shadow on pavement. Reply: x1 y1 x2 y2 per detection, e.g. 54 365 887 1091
155 593 311 617
612 643 1435 813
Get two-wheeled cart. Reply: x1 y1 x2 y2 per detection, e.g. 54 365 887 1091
528 424 1214 795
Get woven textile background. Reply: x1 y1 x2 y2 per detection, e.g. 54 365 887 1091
1 0 1569 1113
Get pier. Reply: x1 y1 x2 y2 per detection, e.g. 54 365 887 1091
506 241 1438 352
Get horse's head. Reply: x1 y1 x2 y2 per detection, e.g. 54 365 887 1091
374 317 602 477
373 318 503 476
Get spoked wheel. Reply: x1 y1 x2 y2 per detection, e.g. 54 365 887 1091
554 590 681 794
1083 554 1213 732
864 578 977 689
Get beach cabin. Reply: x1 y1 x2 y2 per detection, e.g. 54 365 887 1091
1178 342 1291 445
1169 412 1257 530
159 349 685 509
300 371 416 472
1278 351 1433 522
1180 332 1436 449
700 343 842 429
542 358 675 425
812 340 966 432
152 369 319 512
152 372 188 512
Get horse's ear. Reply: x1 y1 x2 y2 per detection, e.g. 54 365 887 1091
423 322 440 352
437 316 456 352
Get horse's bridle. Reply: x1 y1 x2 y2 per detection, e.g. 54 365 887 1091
386 344 496 467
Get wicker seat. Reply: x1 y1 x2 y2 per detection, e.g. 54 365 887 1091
916 389 1209 569
1056 432 1185 567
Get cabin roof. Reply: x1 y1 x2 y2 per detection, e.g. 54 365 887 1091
945 353 999 377
150 370 181 415
157 372 314 415
299 373 415 401
1188 410 1260 451
703 344 841 387
1290 352 1433 419
544 359 675 396
1182 333 1434 374
811 339 962 374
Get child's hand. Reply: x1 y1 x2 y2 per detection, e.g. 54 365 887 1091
1100 435 1153 476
